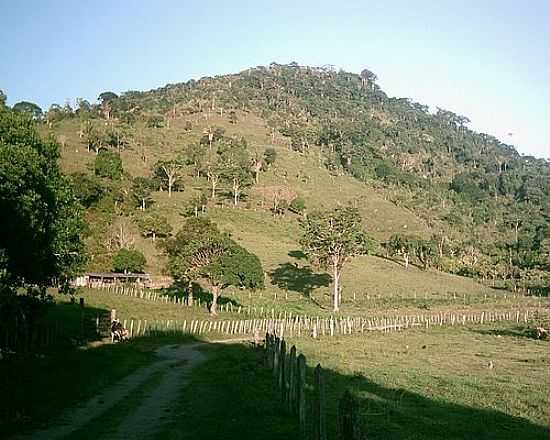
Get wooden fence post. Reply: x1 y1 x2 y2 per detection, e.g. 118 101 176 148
313 363 327 440
297 354 307 438
338 390 362 440
265 333 273 368
278 339 286 395
79 298 85 341
288 345 297 412
273 337 280 380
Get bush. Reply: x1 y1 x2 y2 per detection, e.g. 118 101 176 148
70 173 104 207
94 150 123 180
112 248 146 273
289 197 306 214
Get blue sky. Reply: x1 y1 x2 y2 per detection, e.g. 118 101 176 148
1 0 548 158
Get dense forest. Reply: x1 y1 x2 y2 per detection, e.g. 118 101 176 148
2 63 549 295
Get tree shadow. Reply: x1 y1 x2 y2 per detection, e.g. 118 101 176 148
471 327 544 341
269 263 331 298
0 298 110 358
321 367 550 440
189 282 239 306
161 280 239 307
157 340 550 440
288 250 307 260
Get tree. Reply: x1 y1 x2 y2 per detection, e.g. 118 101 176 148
131 176 156 210
12 101 43 120
146 115 164 128
98 91 118 104
181 192 209 217
387 234 418 268
153 159 183 197
165 218 264 314
0 90 6 107
0 106 86 289
98 92 118 120
112 248 146 273
137 212 172 241
94 149 123 179
301 207 369 312
263 147 277 167
414 238 438 270
203 149 223 200
70 172 104 208
219 140 252 206
183 143 205 178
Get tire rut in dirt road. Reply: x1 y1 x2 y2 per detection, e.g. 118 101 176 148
12 343 207 440
105 344 206 440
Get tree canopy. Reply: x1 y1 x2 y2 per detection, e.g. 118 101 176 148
0 106 86 290
165 218 264 314
12 101 43 120
94 149 123 180
112 248 146 273
301 207 370 312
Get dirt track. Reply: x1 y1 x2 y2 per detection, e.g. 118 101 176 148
14 343 207 440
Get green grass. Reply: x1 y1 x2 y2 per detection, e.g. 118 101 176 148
55 288 244 322
155 341 300 440
285 321 550 439
0 331 198 438
0 340 152 436
150 320 550 439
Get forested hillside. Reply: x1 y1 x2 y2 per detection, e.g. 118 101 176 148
10 62 548 294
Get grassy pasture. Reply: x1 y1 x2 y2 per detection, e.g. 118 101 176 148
158 321 550 440
285 321 550 439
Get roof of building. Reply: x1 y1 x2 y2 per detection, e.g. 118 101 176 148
85 272 151 279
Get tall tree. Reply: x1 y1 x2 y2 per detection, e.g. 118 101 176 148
137 212 172 241
219 140 252 206
165 218 264 314
12 101 43 120
112 248 146 273
131 176 156 210
387 234 418 269
301 207 369 312
153 159 183 197
94 149 123 180
0 106 86 289
203 149 223 200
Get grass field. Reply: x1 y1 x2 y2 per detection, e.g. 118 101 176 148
285 321 550 439
4 290 549 439
143 319 550 440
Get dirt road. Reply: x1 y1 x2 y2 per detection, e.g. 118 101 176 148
14 343 207 440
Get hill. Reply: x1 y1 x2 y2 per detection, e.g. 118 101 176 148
39 62 549 297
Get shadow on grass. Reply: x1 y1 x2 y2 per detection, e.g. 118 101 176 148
471 327 542 340
288 250 307 260
159 340 550 440
1 298 111 358
0 330 201 438
4 331 549 440
161 281 240 307
269 263 331 298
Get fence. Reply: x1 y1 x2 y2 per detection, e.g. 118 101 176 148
265 332 364 439
0 299 110 357
90 283 548 320
117 308 541 339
